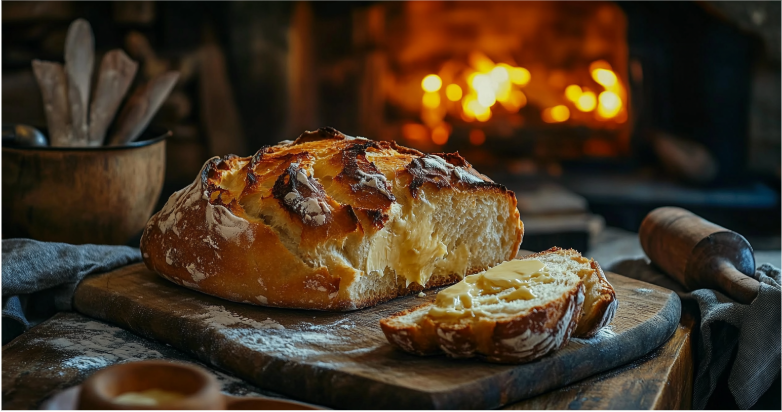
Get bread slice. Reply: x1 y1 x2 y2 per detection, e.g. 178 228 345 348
140 127 524 311
524 247 617 338
380 258 585 363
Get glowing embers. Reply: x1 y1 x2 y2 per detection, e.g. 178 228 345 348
413 53 627 146
542 105 570 124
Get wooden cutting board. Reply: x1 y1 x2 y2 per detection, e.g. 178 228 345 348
73 263 680 409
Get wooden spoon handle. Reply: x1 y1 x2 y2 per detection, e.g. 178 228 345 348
64 18 94 146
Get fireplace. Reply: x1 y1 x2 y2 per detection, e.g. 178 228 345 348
292 1 633 168
2 1 779 240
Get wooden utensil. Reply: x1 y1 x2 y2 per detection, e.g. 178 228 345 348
639 206 759 304
108 71 179 146
88 49 138 146
31 60 72 147
64 18 94 146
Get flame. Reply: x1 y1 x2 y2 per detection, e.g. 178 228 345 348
422 92 441 109
501 90 527 112
592 69 617 87
417 54 627 134
422 75 442 93
475 109 492 122
589 60 612 72
446 84 463 101
597 91 621 118
469 51 495 73
576 91 597 112
489 65 510 84
543 105 570 123
565 85 582 102
509 67 531 86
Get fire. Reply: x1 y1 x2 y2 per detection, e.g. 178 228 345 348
543 105 570 123
414 53 626 144
592 69 617 87
565 85 582 102
576 91 597 112
597 91 621 118
509 67 531 86
445 84 462 101
421 74 442 93
422 92 441 109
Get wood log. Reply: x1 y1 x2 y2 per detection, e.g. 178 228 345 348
88 49 138 146
64 18 94 146
31 60 72 147
639 206 760 304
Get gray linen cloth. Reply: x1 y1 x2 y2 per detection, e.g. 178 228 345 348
2 239 141 344
609 258 781 409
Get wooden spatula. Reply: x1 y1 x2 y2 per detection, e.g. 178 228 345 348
639 206 760 304
64 18 94 147
31 60 72 147
88 50 138 146
107 71 179 146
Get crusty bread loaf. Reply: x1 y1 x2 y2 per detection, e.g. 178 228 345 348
140 127 524 311
379 257 585 363
379 248 617 362
524 247 617 337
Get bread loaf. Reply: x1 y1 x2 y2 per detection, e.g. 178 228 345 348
140 127 524 310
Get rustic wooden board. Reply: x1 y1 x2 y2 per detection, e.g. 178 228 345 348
73 263 680 409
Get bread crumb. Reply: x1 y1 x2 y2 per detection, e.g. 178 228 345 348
417 292 426 298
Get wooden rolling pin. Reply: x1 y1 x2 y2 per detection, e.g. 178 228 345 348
640 207 759 304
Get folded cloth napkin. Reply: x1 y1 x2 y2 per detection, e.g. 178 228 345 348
2 239 141 344
609 258 781 409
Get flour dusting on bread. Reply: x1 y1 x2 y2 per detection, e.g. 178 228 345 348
141 127 523 311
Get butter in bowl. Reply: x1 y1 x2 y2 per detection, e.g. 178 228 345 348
63 360 323 410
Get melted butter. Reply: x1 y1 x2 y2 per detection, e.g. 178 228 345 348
428 259 552 320
113 389 186 406
366 202 470 287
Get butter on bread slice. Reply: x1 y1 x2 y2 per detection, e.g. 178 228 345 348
379 248 617 363
380 253 585 363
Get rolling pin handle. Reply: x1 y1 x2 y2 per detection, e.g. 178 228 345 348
715 259 760 304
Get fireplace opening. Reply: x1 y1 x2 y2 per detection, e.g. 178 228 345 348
2 1 779 247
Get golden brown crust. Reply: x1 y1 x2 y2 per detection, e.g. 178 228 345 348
140 127 524 311
522 247 617 338
573 259 618 337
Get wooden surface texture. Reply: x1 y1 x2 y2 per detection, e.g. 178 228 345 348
1 137 165 245
71 263 681 409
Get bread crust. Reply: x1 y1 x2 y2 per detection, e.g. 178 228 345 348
379 282 585 363
140 128 523 311
519 247 617 338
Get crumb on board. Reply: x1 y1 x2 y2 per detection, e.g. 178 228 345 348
417 292 426 298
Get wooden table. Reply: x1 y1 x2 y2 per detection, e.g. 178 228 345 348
1 310 694 410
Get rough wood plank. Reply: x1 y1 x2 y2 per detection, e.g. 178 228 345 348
1 313 277 410
73 264 681 409
505 311 694 409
